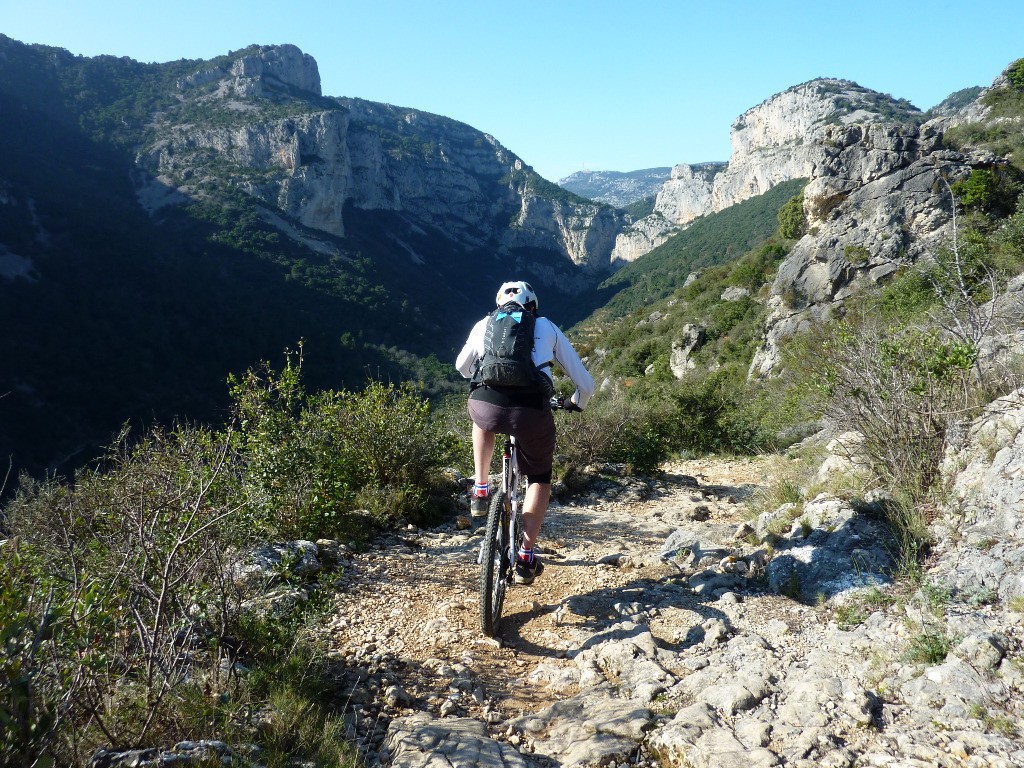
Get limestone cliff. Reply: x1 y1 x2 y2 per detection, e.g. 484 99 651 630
137 45 624 280
612 79 923 262
749 66 1017 378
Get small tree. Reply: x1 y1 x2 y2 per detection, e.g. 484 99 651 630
778 192 807 239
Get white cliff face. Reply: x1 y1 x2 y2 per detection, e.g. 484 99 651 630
139 46 623 274
654 163 724 226
177 44 321 97
614 79 924 263
719 79 921 212
610 214 678 264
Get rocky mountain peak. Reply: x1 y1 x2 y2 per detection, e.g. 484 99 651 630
148 44 622 281
176 43 321 98
231 44 321 96
730 77 921 159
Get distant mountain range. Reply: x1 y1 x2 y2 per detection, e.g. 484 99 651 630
557 167 673 208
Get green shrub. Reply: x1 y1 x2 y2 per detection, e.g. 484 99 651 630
1 540 60 768
228 348 457 538
875 268 937 320
1006 58 1024 91
3 422 252 764
844 244 871 264
820 322 975 496
778 193 807 239
952 168 1021 216
0 376 397 765
554 389 674 480
904 628 956 665
992 194 1024 272
665 368 779 455
728 243 787 291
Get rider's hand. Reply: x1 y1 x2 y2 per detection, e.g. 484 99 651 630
550 395 583 412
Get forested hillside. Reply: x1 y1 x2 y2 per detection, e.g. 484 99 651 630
0 38 612 479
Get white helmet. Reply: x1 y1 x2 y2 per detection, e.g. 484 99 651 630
495 280 538 310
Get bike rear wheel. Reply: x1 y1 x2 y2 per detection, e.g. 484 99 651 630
479 489 510 636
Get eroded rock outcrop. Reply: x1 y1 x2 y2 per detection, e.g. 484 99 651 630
748 121 979 378
932 385 1024 602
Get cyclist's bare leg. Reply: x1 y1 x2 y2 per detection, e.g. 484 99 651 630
520 482 551 551
472 423 496 486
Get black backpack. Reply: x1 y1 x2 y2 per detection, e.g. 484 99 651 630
473 303 553 395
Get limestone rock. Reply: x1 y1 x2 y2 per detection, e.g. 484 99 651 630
616 79 924 265
765 496 895 601
932 385 1024 600
511 693 654 768
669 324 707 379
229 44 321 97
384 713 527 768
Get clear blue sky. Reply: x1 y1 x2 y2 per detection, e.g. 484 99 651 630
2 1 1021 181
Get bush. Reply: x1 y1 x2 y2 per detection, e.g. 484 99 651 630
819 322 976 497
728 243 787 291
1006 58 1024 91
875 268 937 320
1 539 61 768
664 368 780 456
992 194 1024 272
0 350 460 763
844 244 871 264
778 193 807 239
554 389 674 480
228 349 458 537
951 168 1021 216
3 424 250 764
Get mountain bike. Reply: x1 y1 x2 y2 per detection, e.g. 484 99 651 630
478 396 576 636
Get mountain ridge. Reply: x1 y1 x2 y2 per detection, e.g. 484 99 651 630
557 167 674 208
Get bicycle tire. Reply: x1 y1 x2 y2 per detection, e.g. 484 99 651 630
479 489 510 636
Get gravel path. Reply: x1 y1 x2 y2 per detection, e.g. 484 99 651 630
320 455 1024 768
324 457 779 757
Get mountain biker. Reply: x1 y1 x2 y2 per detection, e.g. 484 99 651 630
456 280 594 585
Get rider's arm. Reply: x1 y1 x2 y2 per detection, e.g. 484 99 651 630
455 318 488 378
545 320 595 409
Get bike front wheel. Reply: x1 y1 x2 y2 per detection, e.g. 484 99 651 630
479 489 510 636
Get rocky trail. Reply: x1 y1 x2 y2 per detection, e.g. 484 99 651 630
318 451 1024 768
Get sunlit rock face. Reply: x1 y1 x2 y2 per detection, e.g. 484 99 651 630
140 45 626 278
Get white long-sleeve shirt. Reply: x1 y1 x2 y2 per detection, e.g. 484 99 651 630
456 314 595 409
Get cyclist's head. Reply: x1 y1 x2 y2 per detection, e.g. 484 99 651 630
495 280 538 312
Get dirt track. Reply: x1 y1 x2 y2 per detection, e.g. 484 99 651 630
324 457 771 751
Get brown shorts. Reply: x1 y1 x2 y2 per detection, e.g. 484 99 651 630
468 397 556 481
